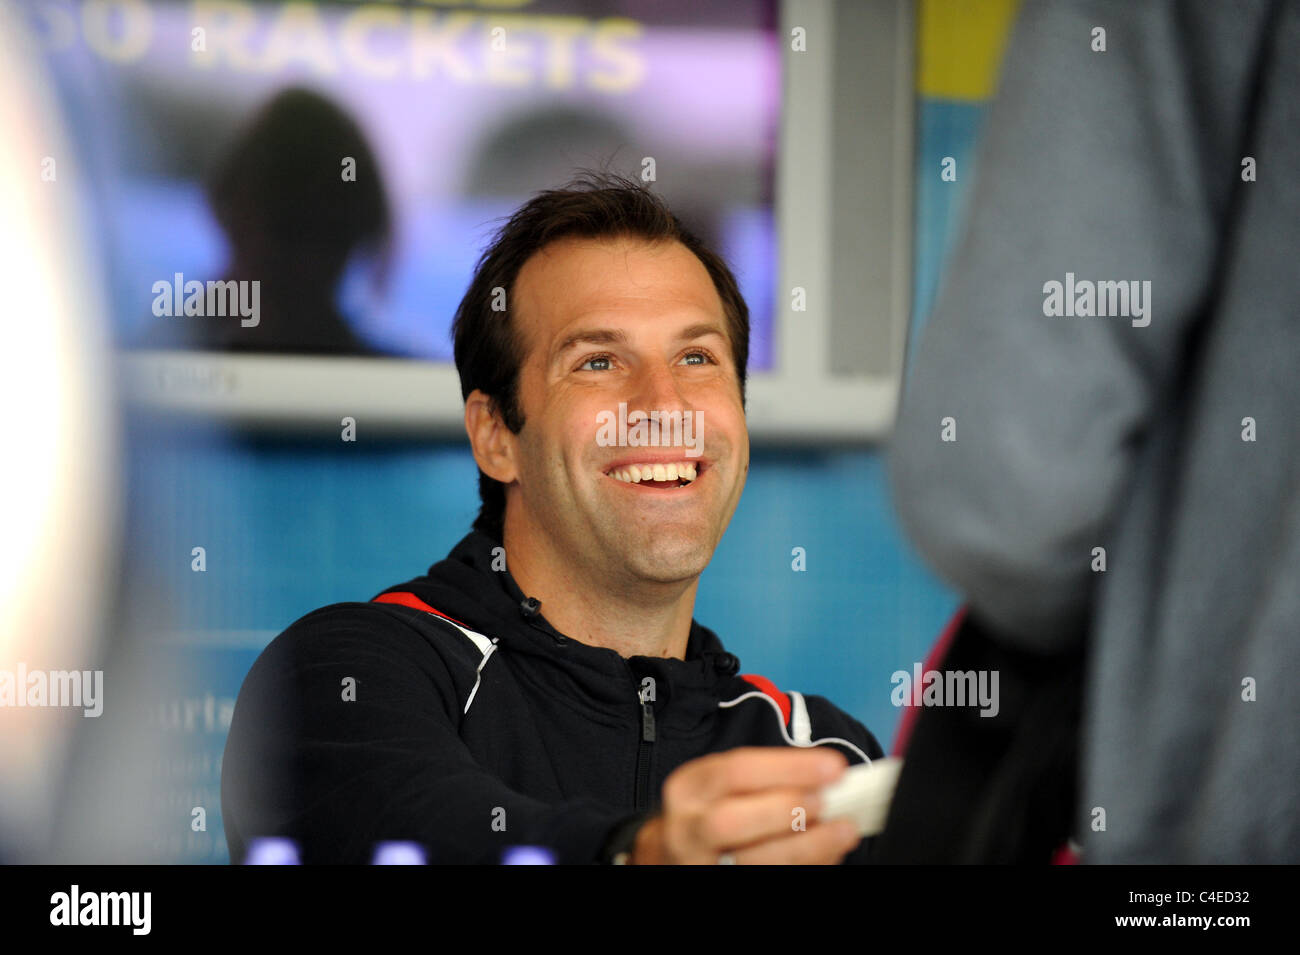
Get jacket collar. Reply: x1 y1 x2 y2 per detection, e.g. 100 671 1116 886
382 530 741 703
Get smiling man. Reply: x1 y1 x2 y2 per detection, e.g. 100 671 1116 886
221 172 884 865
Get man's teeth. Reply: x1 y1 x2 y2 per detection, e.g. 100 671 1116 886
609 462 699 484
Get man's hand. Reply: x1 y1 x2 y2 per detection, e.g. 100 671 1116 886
628 747 862 864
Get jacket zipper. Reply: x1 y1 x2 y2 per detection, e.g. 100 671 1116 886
634 693 656 811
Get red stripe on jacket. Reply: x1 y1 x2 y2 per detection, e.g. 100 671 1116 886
739 673 792 725
373 591 469 628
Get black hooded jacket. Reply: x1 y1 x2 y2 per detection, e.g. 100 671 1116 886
221 529 885 864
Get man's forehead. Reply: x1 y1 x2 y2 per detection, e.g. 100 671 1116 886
512 236 726 351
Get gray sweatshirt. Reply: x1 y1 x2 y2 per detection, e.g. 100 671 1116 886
890 0 1298 862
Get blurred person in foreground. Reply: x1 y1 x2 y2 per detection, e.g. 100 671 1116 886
222 173 884 865
887 0 1298 862
0 0 167 864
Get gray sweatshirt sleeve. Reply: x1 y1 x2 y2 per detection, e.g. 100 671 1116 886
889 0 1272 651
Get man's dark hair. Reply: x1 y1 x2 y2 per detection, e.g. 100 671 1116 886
452 170 750 544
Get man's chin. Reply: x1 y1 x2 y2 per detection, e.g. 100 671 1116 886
616 536 714 585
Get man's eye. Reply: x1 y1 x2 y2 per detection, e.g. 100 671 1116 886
579 355 613 372
681 351 714 366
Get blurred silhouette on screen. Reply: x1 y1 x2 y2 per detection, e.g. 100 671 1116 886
140 87 392 355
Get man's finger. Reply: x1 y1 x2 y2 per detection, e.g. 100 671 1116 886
682 787 825 850
671 747 847 803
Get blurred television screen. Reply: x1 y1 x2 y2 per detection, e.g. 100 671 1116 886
31 0 778 368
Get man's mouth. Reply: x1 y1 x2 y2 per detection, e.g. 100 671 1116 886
602 458 706 490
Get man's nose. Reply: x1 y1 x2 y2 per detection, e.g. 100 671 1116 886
628 358 690 415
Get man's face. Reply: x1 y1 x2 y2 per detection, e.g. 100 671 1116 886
505 235 749 586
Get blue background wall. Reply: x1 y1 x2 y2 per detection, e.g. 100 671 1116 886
126 0 1020 863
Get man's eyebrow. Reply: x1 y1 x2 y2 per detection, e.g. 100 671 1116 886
553 323 728 361
553 328 630 359
674 322 728 344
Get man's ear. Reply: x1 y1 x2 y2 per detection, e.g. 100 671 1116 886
465 389 519 485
